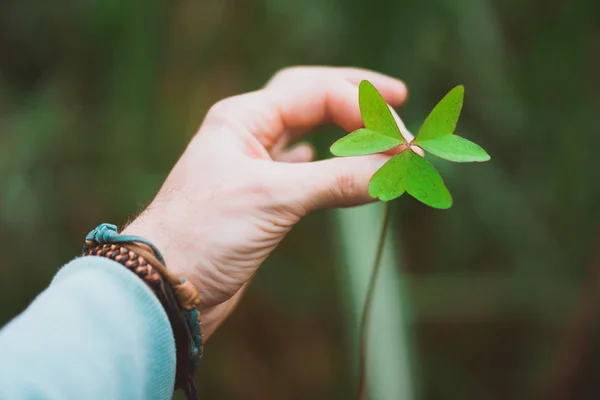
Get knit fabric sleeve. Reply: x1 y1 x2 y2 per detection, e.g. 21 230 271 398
0 256 176 400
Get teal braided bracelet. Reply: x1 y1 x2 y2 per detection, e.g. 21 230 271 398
82 223 203 399
84 223 167 263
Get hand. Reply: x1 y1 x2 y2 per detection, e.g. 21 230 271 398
122 66 408 338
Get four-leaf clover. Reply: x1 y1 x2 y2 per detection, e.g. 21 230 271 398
330 80 490 209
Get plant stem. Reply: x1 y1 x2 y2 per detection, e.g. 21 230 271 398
357 201 392 400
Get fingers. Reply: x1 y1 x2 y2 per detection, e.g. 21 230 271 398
282 153 393 211
266 66 407 100
272 142 315 163
264 67 407 135
203 66 409 211
204 66 407 149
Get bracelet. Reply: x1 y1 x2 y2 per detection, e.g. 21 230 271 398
80 223 203 400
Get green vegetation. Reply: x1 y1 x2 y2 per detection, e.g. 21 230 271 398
331 81 489 208
331 81 488 399
1 1 599 399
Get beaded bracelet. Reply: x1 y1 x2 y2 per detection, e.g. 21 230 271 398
81 223 203 400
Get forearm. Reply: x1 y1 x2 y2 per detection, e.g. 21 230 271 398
0 257 176 400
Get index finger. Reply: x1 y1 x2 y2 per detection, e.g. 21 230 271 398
203 66 408 149
265 66 408 135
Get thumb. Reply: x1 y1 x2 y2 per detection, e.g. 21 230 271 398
284 154 393 212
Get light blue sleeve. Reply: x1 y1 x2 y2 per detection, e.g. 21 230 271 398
0 256 176 400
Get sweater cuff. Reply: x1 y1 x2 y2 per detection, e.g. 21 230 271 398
52 256 177 399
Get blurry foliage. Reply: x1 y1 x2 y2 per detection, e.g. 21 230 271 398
1 0 600 399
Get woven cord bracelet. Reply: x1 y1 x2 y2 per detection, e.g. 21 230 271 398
81 223 203 400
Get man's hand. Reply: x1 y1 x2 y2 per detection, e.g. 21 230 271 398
122 66 408 338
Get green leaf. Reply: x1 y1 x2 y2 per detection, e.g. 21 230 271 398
405 151 453 209
359 80 405 143
330 129 403 156
369 150 452 209
418 135 490 162
414 85 464 143
368 150 410 201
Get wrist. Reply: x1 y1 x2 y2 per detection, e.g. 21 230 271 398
81 223 204 397
121 214 190 278
121 210 221 338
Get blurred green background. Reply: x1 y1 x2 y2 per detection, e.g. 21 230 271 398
1 0 600 399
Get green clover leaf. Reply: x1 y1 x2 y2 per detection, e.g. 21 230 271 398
330 80 490 209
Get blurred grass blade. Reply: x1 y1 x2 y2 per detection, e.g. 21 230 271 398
333 203 416 400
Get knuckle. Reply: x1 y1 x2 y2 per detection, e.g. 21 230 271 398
271 66 299 80
247 179 277 200
235 169 278 201
335 171 359 200
268 66 313 85
206 98 232 120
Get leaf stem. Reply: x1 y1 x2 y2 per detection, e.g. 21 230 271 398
357 201 392 400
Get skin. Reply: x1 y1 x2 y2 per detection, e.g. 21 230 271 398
121 66 411 339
